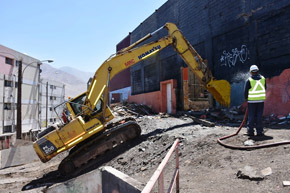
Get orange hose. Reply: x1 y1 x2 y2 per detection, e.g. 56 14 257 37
217 108 290 150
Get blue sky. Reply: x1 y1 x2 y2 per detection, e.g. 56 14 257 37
0 0 167 72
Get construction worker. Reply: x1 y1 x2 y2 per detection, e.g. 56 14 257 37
244 65 267 136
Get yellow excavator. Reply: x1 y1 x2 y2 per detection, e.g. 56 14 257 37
33 23 231 175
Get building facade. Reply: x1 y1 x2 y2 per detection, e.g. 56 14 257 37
0 45 65 148
127 0 290 115
0 45 41 139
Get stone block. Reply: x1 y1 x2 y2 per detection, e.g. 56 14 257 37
0 144 38 169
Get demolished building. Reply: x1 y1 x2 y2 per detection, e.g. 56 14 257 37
110 0 290 116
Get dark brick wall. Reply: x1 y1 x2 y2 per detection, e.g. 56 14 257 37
256 5 290 77
130 0 290 106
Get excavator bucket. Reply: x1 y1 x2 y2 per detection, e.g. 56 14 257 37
206 79 231 107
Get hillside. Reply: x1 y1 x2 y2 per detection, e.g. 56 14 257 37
40 64 93 98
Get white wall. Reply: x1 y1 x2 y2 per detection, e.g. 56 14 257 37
0 45 41 135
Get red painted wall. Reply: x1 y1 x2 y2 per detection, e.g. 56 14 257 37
264 69 290 116
111 93 121 103
128 90 161 113
128 79 177 114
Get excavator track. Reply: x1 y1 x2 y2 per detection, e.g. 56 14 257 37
58 118 141 176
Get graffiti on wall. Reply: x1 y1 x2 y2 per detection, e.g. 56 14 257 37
220 45 250 67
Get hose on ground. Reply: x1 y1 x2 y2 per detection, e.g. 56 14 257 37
217 108 290 150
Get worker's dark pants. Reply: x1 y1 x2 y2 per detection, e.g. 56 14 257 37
247 102 264 135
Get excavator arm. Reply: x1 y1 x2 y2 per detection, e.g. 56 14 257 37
164 23 231 106
84 23 230 119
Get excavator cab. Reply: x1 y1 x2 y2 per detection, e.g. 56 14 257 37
67 93 102 117
67 93 114 122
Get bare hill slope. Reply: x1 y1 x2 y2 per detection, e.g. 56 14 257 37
40 64 93 98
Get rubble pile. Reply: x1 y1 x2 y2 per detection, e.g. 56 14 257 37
264 113 290 126
187 105 246 125
110 102 155 117
188 104 290 127
111 102 290 127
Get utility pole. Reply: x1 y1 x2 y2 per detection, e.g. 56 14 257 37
46 82 48 128
16 60 22 139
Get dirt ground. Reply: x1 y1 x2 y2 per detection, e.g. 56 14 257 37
1 107 290 193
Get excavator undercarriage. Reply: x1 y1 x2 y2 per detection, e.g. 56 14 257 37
58 117 141 176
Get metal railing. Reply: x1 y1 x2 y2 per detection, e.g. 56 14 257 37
142 139 180 193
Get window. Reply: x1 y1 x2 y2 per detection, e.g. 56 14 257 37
50 85 56 89
4 103 12 110
15 82 18 88
49 107 53 111
4 80 13 87
50 118 53 122
3 125 12 133
5 57 13 65
50 96 56 100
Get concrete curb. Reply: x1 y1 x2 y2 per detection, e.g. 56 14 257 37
45 169 102 193
0 143 38 169
101 166 143 193
45 166 143 193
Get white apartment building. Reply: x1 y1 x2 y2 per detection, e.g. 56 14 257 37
0 45 41 140
40 79 65 130
0 45 65 149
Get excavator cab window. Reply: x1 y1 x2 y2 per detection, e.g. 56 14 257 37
91 100 102 116
70 93 103 117
70 94 86 116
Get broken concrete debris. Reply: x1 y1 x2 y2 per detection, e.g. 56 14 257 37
237 166 272 181
237 166 264 181
244 140 255 146
111 102 290 128
283 181 290 186
111 102 155 117
187 114 215 127
265 113 290 126
260 167 272 176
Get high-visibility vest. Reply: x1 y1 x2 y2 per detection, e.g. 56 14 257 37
248 76 266 101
